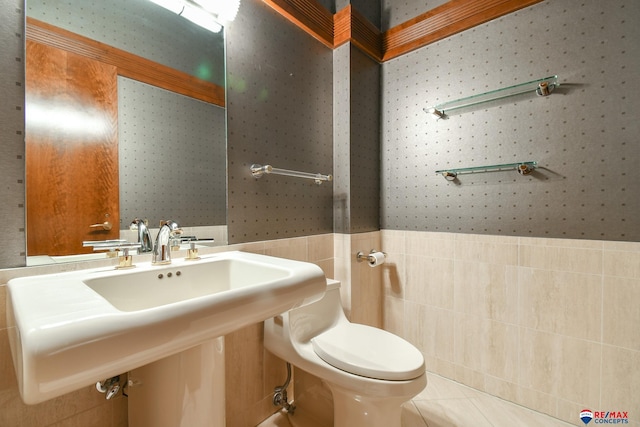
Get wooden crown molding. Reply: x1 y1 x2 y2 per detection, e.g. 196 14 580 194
262 0 334 48
334 5 383 61
263 0 543 63
26 17 225 106
382 0 543 61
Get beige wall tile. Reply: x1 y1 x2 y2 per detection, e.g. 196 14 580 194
333 234 352 316
404 302 427 353
483 375 518 403
454 314 488 372
601 346 640 424
519 244 602 275
454 315 518 384
602 240 640 252
383 295 405 337
603 249 640 279
314 258 334 279
518 329 601 406
381 253 405 298
454 261 518 324
453 364 486 392
350 232 383 327
427 358 457 380
513 386 557 421
263 237 309 261
306 233 334 262
519 237 603 250
556 337 601 407
518 328 563 396
380 229 406 254
603 276 640 351
518 268 602 341
406 231 455 259
351 260 383 327
405 255 454 310
405 302 454 364
226 240 266 254
484 320 519 383
426 306 455 363
455 239 518 266
456 233 519 245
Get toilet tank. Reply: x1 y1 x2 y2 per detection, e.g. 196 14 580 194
287 280 347 343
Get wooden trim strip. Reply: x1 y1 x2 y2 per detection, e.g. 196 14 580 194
382 0 543 61
349 7 383 61
333 6 382 62
26 17 225 106
263 0 334 49
263 0 543 64
333 5 352 48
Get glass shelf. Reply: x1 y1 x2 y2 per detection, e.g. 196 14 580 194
425 75 558 118
436 161 537 181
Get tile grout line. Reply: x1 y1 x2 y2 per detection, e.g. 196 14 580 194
598 243 604 409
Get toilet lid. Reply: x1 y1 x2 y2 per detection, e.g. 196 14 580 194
311 323 425 381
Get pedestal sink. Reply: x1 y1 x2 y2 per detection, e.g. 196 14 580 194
6 251 326 405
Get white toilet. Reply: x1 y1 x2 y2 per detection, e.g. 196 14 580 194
264 279 427 427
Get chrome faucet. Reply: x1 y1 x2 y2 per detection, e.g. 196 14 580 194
130 218 153 253
152 220 183 265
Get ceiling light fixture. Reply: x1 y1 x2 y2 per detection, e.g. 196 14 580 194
148 0 240 33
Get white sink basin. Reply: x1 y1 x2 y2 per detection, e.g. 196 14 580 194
6 251 326 404
84 257 291 311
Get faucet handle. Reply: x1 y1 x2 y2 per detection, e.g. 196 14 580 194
184 239 216 261
85 241 142 269
83 239 128 258
129 217 148 227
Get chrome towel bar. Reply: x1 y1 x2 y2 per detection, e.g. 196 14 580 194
251 164 332 185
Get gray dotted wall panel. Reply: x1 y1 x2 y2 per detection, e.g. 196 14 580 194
334 44 381 235
349 45 380 233
381 0 449 30
381 0 640 241
333 44 352 233
27 0 225 86
118 78 226 229
225 0 334 243
0 0 26 267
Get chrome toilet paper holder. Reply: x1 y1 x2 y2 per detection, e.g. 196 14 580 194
356 250 387 264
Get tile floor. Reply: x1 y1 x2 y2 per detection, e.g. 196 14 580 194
258 373 576 427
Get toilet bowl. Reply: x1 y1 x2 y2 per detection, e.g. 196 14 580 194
264 279 427 427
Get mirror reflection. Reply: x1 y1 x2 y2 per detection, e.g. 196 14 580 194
25 0 228 266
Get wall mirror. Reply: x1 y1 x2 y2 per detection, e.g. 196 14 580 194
25 0 228 266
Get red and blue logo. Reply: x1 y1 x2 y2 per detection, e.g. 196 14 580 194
581 409 594 425
580 409 629 424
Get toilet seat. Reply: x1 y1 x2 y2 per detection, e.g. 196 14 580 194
311 323 424 381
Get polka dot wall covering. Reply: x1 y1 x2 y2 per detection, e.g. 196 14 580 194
348 46 381 233
118 77 226 229
0 0 26 268
380 0 640 241
225 0 334 243
333 44 352 233
382 0 449 30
